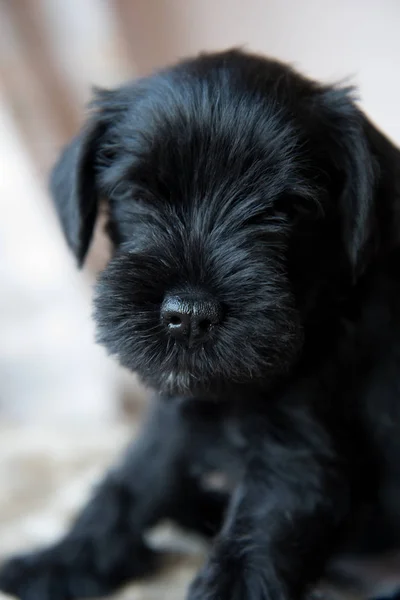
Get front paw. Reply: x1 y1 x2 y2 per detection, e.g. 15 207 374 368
188 565 243 600
0 540 158 600
187 543 287 600
187 549 254 600
0 550 80 600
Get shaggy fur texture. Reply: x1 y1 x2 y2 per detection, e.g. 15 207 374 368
1 49 400 600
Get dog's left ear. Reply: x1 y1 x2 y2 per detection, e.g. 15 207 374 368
310 88 378 275
312 86 400 276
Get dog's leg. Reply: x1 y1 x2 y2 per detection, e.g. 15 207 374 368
0 398 228 600
187 402 351 600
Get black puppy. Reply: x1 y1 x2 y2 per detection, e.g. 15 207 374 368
1 49 400 600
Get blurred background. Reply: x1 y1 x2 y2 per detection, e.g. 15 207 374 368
0 1 400 598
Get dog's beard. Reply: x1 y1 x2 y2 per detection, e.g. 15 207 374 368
94 246 303 397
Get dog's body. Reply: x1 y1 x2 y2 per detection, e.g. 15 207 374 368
1 49 400 600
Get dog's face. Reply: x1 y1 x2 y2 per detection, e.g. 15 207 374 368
51 50 377 397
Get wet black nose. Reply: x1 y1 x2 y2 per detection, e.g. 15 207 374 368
161 294 223 344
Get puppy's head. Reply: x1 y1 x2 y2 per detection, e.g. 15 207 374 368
50 49 380 397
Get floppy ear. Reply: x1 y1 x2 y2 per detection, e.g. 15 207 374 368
50 118 104 267
312 87 377 275
50 84 136 265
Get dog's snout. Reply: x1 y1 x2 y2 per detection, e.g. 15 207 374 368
161 294 223 344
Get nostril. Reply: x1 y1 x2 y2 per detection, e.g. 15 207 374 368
168 315 182 326
162 311 189 333
198 319 213 332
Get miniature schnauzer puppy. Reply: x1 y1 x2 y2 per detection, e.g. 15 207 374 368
1 49 400 600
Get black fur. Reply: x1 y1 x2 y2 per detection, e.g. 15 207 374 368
2 49 400 600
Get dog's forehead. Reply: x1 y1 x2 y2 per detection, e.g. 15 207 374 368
110 56 309 201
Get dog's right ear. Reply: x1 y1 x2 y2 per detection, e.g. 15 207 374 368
50 116 106 267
